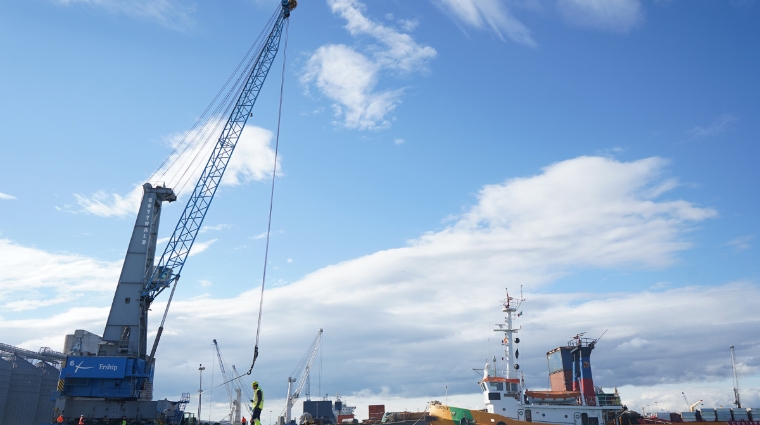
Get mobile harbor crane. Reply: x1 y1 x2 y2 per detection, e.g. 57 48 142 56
54 1 296 423
283 329 323 424
214 339 243 424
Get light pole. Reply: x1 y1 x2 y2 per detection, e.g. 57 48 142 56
198 364 205 422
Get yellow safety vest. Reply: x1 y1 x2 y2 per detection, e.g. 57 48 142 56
253 388 264 409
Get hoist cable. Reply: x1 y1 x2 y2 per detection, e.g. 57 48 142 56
246 15 290 376
218 15 290 390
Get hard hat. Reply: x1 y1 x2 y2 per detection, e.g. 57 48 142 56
252 381 259 387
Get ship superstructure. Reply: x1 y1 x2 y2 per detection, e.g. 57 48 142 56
430 290 622 425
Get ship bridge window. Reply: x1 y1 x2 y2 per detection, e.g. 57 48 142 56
489 382 504 392
508 383 519 392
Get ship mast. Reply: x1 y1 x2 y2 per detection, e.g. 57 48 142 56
494 287 524 379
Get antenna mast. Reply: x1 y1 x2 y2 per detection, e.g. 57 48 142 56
730 345 742 409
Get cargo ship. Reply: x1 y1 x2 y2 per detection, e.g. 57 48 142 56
427 291 758 425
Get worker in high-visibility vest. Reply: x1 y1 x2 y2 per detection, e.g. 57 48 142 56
242 417 248 424
251 381 264 425
79 414 85 425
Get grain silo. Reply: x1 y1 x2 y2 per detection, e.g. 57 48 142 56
34 361 60 425
1 354 42 425
0 357 12 420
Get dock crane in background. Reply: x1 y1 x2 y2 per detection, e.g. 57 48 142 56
681 392 702 412
232 364 255 416
730 345 742 408
282 329 323 424
215 339 242 423
54 1 297 423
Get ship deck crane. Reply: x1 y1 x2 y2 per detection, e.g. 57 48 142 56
681 392 702 412
54 1 297 422
283 329 323 424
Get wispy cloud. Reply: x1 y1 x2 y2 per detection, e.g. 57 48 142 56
688 113 739 138
726 235 753 252
188 238 217 257
50 0 196 31
0 192 17 200
434 0 537 47
557 0 643 33
70 123 279 218
302 0 436 130
0 238 120 311
200 224 232 233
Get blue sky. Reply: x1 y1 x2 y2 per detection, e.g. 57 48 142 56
1 0 759 421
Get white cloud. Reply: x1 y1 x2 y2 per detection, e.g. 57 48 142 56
688 113 739 138
455 156 715 268
73 185 144 218
0 238 120 311
72 124 279 218
557 0 643 33
200 224 232 233
329 0 437 73
188 238 217 256
726 235 753 252
3 155 747 419
0 191 17 200
394 138 405 145
303 45 403 130
51 0 196 30
435 0 537 47
302 0 436 130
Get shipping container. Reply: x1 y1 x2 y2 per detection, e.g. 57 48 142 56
369 405 386 420
680 412 697 422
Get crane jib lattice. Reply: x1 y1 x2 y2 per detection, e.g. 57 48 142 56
142 0 294 303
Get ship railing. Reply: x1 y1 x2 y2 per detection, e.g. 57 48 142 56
597 394 622 406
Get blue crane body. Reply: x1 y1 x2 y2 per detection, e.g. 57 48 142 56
55 1 295 423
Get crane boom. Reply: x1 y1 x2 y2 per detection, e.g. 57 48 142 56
214 339 238 421
55 2 296 422
284 329 323 423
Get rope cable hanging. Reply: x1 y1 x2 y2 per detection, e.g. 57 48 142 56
216 11 291 391
246 14 290 377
